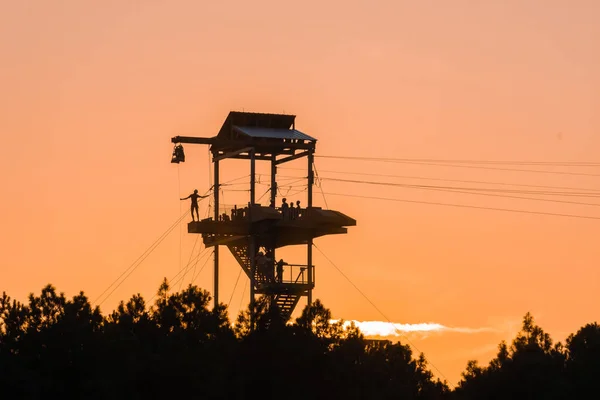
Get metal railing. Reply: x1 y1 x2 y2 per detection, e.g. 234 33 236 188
276 263 314 285
210 203 312 222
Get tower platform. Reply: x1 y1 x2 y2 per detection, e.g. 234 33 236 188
171 111 356 322
189 204 355 247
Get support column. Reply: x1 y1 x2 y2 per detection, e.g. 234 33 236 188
270 154 277 206
249 236 256 330
250 149 256 205
249 149 256 330
307 149 314 306
213 158 220 309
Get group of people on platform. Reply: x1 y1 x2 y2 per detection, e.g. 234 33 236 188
255 250 288 283
180 189 304 223
270 198 302 220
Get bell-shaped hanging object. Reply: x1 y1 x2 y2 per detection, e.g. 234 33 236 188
171 144 185 163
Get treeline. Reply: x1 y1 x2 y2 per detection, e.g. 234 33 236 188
0 281 598 399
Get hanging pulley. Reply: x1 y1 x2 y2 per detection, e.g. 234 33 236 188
171 144 185 163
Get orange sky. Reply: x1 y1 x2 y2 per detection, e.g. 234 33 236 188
1 0 599 385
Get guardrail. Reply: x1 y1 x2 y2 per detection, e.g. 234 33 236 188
277 263 314 285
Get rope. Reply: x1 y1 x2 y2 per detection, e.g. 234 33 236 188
171 248 211 290
179 234 200 291
191 249 214 284
228 268 243 307
279 166 600 193
238 279 248 313
315 154 600 167
313 160 329 209
320 191 600 221
177 164 183 288
94 210 188 306
315 155 600 177
147 247 210 304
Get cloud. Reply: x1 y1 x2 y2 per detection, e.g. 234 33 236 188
332 320 497 338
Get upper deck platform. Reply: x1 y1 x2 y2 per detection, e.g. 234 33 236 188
189 204 356 247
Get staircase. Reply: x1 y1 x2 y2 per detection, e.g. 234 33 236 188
227 240 252 279
227 239 303 320
274 292 301 320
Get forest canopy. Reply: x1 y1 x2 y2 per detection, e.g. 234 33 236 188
1 281 598 399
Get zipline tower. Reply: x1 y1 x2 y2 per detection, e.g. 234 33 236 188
171 111 355 320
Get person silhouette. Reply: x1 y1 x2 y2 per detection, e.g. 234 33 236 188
281 198 289 219
276 259 288 283
180 189 208 221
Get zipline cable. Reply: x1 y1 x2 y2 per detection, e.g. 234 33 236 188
179 234 200 291
94 188 212 306
319 177 600 206
313 160 329 209
316 155 600 167
171 248 212 290
321 176 600 197
191 249 214 284
279 167 600 194
146 247 210 304
316 157 600 177
228 269 243 307
321 191 600 221
239 280 248 314
95 210 188 306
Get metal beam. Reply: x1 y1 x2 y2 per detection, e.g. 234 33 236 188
214 140 315 151
213 160 220 309
270 154 277 206
213 147 253 162
307 149 314 306
216 154 272 161
249 237 256 330
274 150 310 165
250 149 256 205
171 136 215 145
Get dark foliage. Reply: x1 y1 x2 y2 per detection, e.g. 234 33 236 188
453 313 600 400
0 282 448 399
2 283 598 399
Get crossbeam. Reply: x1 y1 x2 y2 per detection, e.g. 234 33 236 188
171 136 215 145
275 150 310 165
213 147 253 162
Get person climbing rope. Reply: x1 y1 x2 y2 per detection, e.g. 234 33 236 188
180 189 208 221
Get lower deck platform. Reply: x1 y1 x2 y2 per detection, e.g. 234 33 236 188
254 282 314 295
189 205 355 247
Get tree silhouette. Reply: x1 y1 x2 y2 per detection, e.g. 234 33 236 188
455 312 568 400
565 322 600 398
12 281 600 399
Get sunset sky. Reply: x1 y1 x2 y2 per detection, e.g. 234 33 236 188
2 0 599 385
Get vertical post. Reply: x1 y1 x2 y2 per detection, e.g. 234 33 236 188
213 158 220 309
307 149 314 306
270 154 277 206
249 236 256 330
270 154 277 268
250 148 256 205
249 149 256 329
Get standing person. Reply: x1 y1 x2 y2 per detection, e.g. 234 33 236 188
281 198 289 219
180 189 208 222
276 259 288 283
295 200 301 218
